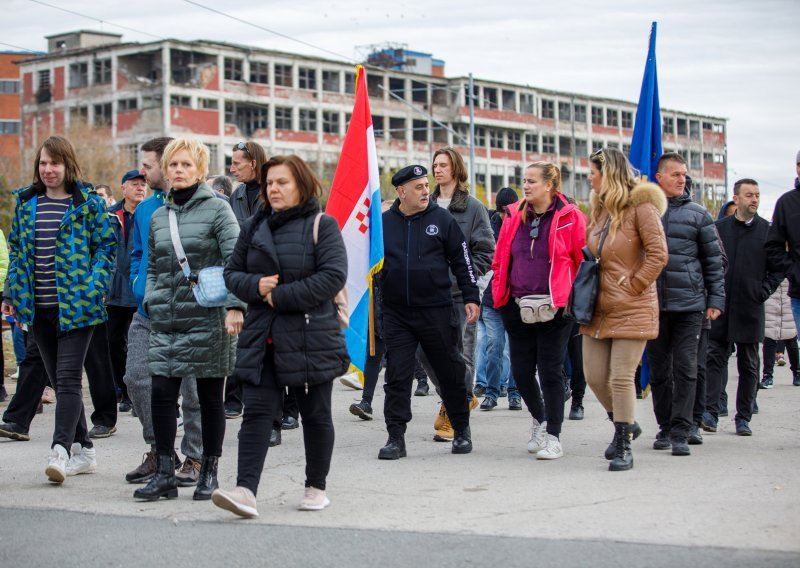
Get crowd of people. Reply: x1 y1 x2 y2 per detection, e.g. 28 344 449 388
1 133 799 518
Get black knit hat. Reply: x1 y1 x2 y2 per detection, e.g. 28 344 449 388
495 187 519 210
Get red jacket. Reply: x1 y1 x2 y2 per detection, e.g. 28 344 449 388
492 193 586 308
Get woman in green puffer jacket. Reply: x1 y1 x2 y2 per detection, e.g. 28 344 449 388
134 138 244 503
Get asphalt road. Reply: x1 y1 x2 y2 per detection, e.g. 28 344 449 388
1 356 798 567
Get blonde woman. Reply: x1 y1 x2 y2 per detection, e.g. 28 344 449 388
134 138 244 501
492 162 585 459
581 148 668 471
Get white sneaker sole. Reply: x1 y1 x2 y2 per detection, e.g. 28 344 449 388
298 497 330 511
536 450 564 460
339 374 363 390
212 491 259 518
45 465 66 483
67 464 97 476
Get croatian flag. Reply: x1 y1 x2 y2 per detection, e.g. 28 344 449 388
325 65 384 387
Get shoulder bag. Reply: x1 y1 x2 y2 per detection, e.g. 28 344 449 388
168 208 229 308
566 218 610 325
313 212 349 330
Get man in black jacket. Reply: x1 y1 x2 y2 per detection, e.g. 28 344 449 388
378 165 480 459
705 179 782 436
647 153 726 456
765 150 800 371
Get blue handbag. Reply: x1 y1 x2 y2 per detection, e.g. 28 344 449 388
168 209 229 308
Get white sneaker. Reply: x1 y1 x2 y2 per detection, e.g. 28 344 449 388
10 367 19 380
45 444 69 483
66 443 97 476
339 373 363 390
536 434 564 460
212 486 259 518
527 418 546 453
298 486 330 511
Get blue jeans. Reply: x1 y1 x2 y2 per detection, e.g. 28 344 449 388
475 303 517 401
792 298 800 338
12 326 26 365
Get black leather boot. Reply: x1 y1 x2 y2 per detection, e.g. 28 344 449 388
605 420 642 459
193 455 219 501
378 435 406 460
133 454 178 501
609 422 634 471
452 426 473 454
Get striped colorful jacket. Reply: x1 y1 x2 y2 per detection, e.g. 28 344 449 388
7 182 116 332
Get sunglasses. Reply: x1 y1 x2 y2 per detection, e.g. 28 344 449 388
236 142 248 151
529 216 541 240
591 148 605 162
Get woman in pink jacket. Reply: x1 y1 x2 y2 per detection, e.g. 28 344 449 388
492 162 585 459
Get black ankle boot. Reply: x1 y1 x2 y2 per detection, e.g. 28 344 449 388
134 454 178 501
452 426 473 454
609 422 634 471
378 435 406 460
193 455 219 501
605 421 642 459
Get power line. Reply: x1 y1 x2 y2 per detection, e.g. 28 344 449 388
28 0 164 40
183 0 356 63
0 41 41 54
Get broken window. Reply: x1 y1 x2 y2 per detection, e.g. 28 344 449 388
411 80 427 104
231 103 269 137
274 64 292 87
275 106 292 130
322 70 340 93
94 103 112 127
170 95 191 107
250 62 269 84
389 77 405 100
298 67 316 90
225 58 243 81
389 117 405 140
502 90 516 112
298 109 317 132
344 72 356 94
482 87 498 110
69 62 88 89
94 59 112 85
118 98 137 111
322 110 340 134
412 119 428 142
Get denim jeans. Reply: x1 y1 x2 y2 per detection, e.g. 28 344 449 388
793 298 800 338
12 326 26 365
475 303 517 400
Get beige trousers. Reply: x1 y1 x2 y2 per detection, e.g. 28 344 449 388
582 336 646 424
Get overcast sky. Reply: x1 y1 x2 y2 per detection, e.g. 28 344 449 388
3 0 797 217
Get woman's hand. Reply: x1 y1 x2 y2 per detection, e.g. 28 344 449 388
225 309 244 336
258 275 279 298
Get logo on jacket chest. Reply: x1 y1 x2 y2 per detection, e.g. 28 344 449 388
426 224 439 236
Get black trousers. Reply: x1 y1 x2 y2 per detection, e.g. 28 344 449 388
237 358 334 494
763 336 799 376
151 376 225 457
500 304 572 437
106 305 136 402
82 322 118 427
646 311 703 437
31 307 94 452
694 327 709 424
383 304 469 437
3 330 50 429
706 340 759 423
362 335 386 405
567 323 586 405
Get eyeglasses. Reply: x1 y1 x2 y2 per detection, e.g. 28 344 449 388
591 148 605 162
529 216 541 240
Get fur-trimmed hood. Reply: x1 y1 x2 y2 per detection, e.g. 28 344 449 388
589 181 667 217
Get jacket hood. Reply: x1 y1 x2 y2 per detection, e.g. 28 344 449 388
668 187 692 206
431 186 469 212
629 182 668 215
17 180 94 205
389 197 440 218
717 200 735 220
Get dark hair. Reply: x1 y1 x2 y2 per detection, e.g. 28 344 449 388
432 146 469 191
32 136 82 194
140 137 174 161
232 141 268 180
259 155 322 206
656 152 686 172
209 175 234 197
733 178 759 195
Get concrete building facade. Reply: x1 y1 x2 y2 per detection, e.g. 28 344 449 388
16 31 727 204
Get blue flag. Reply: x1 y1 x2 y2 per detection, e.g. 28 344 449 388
629 22 662 181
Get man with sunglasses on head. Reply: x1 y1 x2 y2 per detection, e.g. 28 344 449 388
229 141 268 228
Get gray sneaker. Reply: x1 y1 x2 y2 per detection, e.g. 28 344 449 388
176 456 201 487
688 425 703 445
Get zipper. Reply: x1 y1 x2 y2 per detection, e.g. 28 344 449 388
405 219 412 304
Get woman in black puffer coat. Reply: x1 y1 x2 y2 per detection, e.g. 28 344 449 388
213 155 349 518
